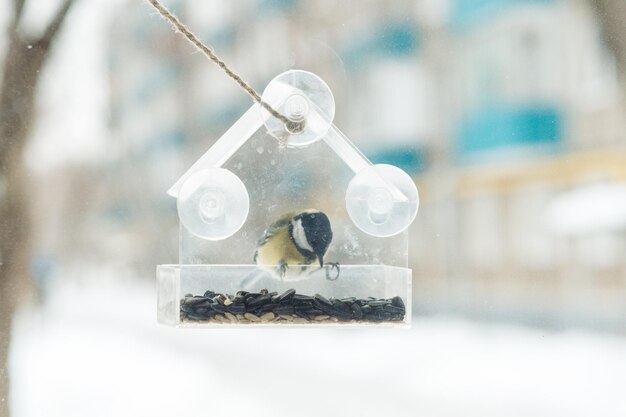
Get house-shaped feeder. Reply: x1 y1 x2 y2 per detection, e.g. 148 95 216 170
157 70 419 327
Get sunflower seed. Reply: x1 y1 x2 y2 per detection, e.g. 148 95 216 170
247 294 272 308
314 293 332 306
244 313 261 322
275 288 296 303
224 312 238 322
367 300 391 307
273 305 295 315
209 303 226 313
260 312 275 321
350 303 363 319
383 305 405 314
214 314 229 323
228 303 246 314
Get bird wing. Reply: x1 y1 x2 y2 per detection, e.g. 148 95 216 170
253 212 295 262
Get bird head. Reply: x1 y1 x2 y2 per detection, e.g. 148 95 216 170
294 210 333 267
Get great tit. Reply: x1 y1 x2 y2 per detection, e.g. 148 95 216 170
254 209 333 278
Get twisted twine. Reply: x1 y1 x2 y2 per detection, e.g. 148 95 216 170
146 0 302 145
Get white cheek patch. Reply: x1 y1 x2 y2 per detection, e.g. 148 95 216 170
292 219 314 253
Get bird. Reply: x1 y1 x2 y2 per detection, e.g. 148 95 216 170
254 209 333 279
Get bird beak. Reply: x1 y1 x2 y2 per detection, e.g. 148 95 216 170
318 255 324 268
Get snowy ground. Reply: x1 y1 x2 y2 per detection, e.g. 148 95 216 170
9 275 626 417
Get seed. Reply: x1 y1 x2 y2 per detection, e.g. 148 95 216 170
275 288 296 303
332 300 352 318
209 303 226 313
367 300 391 307
228 303 246 314
297 307 324 318
293 317 309 324
224 298 233 306
203 290 216 298
214 314 228 323
383 305 405 314
350 303 363 319
313 315 330 321
244 313 261 322
260 312 275 321
313 300 335 314
314 294 332 306
181 303 196 314
261 303 280 312
391 296 405 311
185 297 209 306
278 314 294 321
273 305 294 315
224 312 238 322
247 294 272 308
187 313 208 321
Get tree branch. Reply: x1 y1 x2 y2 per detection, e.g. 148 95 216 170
12 0 26 26
8 0 26 34
34 0 75 49
592 0 626 75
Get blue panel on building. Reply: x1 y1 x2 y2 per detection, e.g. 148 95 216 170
144 128 187 156
342 23 419 68
204 26 237 49
378 24 418 56
134 63 181 105
366 146 426 175
258 0 297 14
451 0 554 31
456 105 562 155
202 101 249 130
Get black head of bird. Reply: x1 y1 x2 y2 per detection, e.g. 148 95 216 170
291 211 333 267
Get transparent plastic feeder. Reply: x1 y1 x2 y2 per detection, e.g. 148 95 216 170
158 70 419 327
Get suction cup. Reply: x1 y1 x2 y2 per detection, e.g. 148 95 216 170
346 164 419 237
177 168 249 240
261 70 335 147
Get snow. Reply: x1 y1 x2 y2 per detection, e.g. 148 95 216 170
543 182 626 235
9 274 626 417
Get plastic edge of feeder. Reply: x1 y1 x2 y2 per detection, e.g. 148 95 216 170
166 103 263 198
167 77 303 199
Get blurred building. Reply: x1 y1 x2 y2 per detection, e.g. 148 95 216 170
413 0 626 330
107 0 626 330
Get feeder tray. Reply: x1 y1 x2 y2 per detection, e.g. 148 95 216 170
157 70 419 327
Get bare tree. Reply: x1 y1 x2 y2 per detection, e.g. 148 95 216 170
0 1 75 415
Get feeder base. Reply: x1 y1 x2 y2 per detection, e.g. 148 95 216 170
157 264 412 328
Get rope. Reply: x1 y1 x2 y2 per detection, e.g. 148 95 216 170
146 0 302 145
